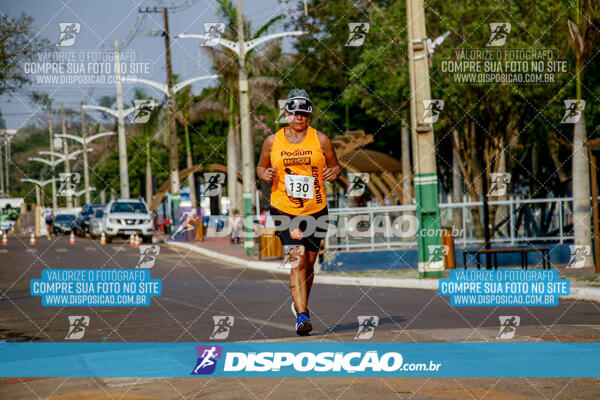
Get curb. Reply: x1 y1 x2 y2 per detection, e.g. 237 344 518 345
167 241 600 302
167 241 287 274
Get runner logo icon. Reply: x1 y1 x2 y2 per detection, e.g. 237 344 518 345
57 23 80 47
58 173 80 196
65 315 89 340
137 245 160 269
346 23 370 47
355 316 379 339
347 173 369 197
191 345 222 375
497 316 520 339
132 100 157 123
210 316 234 340
420 100 444 124
486 23 511 47
488 173 511 197
202 23 225 47
203 173 225 196
426 245 448 270
567 245 591 268
561 100 586 124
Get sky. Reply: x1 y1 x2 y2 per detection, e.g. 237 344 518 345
0 0 300 130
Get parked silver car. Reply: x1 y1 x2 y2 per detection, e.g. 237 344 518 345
89 208 105 239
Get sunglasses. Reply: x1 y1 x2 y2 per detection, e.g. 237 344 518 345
285 97 312 113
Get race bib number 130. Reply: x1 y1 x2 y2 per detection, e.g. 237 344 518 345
285 174 314 199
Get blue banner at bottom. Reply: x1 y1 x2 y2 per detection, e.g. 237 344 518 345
1 342 599 377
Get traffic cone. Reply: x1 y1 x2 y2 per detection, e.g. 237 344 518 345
100 232 107 245
29 233 36 245
134 234 140 247
2 231 7 245
129 233 135 246
69 230 76 245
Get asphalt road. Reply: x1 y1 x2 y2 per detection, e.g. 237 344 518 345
1 235 600 399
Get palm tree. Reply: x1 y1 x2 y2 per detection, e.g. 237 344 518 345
131 87 161 204
193 0 290 212
567 1 598 267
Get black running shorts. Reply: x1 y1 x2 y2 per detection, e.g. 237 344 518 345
269 206 329 252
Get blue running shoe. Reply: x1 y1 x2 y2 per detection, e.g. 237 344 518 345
291 302 309 318
295 313 312 336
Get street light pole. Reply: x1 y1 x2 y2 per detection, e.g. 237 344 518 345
120 74 218 206
80 102 91 204
114 40 130 199
48 117 57 211
236 0 255 255
0 138 4 195
406 0 443 278
60 103 73 208
54 131 114 205
162 8 181 209
4 139 9 193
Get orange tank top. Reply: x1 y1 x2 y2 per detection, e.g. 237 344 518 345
270 126 327 215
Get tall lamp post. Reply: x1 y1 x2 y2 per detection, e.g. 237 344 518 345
30 148 94 207
406 0 445 278
122 74 218 209
21 178 59 208
0 129 17 195
82 103 138 198
177 16 306 255
54 131 115 204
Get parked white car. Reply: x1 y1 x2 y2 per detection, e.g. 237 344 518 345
102 199 153 243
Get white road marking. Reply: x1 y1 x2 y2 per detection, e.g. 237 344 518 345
56 248 67 253
161 297 296 332
84 246 97 251
103 377 161 387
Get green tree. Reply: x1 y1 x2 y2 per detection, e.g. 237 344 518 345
0 13 51 95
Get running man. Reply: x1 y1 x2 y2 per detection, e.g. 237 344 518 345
257 89 341 336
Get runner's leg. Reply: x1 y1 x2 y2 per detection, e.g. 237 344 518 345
304 250 318 300
289 245 309 313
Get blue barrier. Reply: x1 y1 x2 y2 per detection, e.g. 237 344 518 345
321 244 574 272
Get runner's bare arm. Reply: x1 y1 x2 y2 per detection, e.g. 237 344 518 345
257 134 276 182
318 132 341 182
